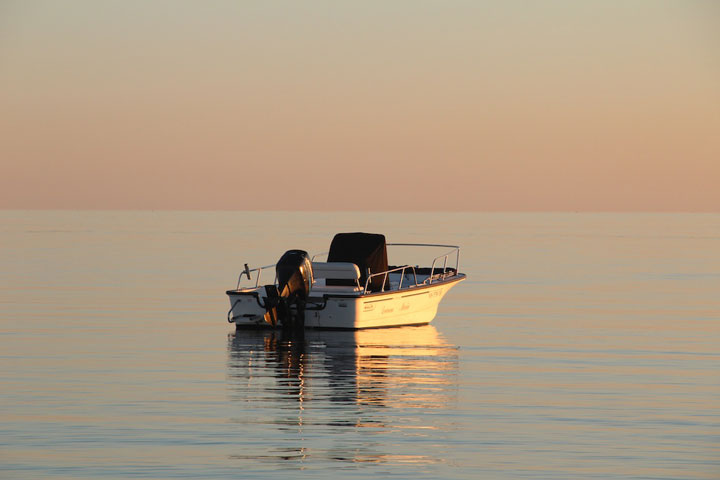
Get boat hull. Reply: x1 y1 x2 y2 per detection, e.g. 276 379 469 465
227 275 465 330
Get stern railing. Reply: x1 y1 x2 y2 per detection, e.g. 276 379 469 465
235 263 276 290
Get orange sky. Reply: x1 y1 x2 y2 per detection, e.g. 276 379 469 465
1 1 718 211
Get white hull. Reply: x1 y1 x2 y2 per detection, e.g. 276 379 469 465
227 239 465 330
228 275 464 330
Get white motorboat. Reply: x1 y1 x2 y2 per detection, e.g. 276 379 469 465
226 232 466 330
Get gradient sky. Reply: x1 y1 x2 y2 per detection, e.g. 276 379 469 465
1 0 718 211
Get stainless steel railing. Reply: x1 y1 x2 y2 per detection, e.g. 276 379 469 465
364 265 419 293
235 263 276 290
387 243 460 284
235 244 461 292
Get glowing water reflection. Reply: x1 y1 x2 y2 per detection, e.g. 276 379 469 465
226 325 459 466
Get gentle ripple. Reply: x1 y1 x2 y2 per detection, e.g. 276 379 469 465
0 211 718 479
225 327 459 469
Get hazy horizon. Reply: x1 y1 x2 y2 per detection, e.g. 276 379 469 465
2 1 719 212
3 209 719 215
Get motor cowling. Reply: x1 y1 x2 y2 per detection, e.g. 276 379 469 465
263 250 313 329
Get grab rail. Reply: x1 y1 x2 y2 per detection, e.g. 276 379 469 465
429 249 460 283
388 244 460 284
364 265 419 293
235 263 276 290
234 244 461 291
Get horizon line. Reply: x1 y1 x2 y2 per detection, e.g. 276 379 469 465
1 208 718 214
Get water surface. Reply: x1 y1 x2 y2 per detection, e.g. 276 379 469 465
1 211 718 479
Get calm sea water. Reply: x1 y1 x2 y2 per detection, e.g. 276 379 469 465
1 211 718 479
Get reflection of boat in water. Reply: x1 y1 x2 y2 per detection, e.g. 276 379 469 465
226 325 459 466
227 233 465 330
227 325 458 408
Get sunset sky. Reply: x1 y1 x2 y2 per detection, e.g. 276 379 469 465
1 1 718 211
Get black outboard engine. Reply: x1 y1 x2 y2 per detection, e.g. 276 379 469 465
263 250 313 330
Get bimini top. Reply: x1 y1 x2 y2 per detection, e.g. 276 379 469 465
327 232 388 291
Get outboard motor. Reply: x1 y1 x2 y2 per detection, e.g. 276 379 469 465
263 250 313 330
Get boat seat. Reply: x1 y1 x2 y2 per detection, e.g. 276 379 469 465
312 262 361 283
311 262 363 293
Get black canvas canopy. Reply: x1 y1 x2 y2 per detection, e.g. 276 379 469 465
327 232 389 291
